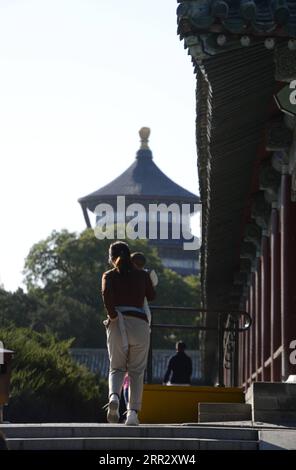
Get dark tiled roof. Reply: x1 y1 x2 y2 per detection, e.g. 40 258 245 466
177 0 296 35
79 147 199 212
177 0 296 60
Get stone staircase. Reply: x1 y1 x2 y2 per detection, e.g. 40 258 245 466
198 403 252 423
2 383 296 450
246 382 296 424
0 423 259 450
198 383 296 426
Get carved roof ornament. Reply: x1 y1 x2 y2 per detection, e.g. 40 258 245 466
233 271 249 285
266 118 293 151
251 191 271 229
139 127 151 150
211 1 229 20
275 44 296 82
259 159 281 202
284 113 296 131
240 241 257 260
272 150 290 173
240 258 252 274
244 222 262 249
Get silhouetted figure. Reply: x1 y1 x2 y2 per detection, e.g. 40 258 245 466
163 341 192 385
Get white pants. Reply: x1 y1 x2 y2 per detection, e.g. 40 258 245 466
106 315 150 411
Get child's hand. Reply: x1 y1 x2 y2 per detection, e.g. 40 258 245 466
103 318 110 328
150 269 158 287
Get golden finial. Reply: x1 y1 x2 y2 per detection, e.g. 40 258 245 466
139 127 150 149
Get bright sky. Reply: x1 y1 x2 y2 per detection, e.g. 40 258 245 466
0 0 198 292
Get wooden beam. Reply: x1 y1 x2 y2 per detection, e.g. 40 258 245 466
80 204 92 229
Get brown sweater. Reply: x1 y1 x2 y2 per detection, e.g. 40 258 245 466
101 268 156 319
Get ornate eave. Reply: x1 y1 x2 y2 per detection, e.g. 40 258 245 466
177 0 296 63
177 1 296 312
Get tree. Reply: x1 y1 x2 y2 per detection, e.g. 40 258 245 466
0 327 107 422
0 288 40 329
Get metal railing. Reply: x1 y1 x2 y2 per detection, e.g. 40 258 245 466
147 306 252 387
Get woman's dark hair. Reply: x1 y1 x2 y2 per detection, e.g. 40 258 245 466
109 241 133 274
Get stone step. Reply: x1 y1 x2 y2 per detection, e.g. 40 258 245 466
6 436 258 451
0 423 258 441
198 403 252 422
246 382 296 424
259 429 296 450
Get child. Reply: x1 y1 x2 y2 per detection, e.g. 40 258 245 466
130 252 158 326
122 372 130 407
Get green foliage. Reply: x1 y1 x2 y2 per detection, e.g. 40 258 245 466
0 288 104 348
24 229 108 309
156 269 200 307
0 288 40 328
29 294 104 347
0 327 107 422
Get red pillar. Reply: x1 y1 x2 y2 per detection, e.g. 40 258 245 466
249 272 256 381
255 258 261 380
270 206 281 382
240 314 245 386
261 234 271 381
241 295 248 387
280 173 296 379
249 281 253 383
245 296 250 386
